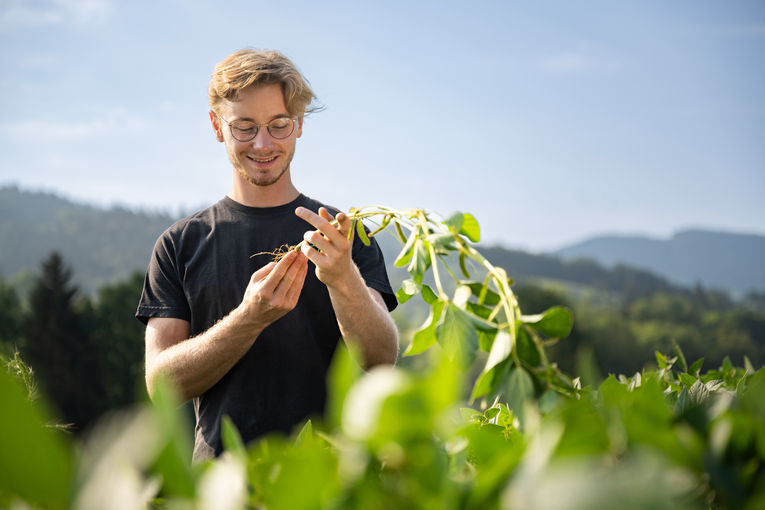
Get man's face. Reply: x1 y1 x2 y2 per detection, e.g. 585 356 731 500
212 83 303 188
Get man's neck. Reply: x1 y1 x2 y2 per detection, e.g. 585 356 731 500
228 175 301 208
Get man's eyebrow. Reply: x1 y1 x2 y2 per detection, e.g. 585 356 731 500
229 113 292 123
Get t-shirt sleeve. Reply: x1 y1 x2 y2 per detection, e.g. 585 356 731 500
135 232 191 324
351 234 398 312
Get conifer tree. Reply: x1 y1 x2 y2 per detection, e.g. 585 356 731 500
23 252 103 431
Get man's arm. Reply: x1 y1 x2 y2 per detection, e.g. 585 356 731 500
296 207 399 368
144 250 308 401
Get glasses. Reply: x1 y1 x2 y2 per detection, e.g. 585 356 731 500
218 115 298 141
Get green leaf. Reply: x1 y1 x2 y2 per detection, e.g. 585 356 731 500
421 284 438 304
672 339 688 373
445 211 481 242
521 306 573 338
404 300 445 356
471 331 513 400
459 251 470 278
394 228 418 267
0 366 72 509
436 302 479 367
516 326 541 367
355 219 370 246
407 239 431 284
484 407 500 420
679 372 697 389
655 351 667 369
688 357 704 376
505 367 535 429
221 415 246 461
460 213 481 242
294 420 313 447
396 279 418 304
326 344 363 430
394 219 408 243
463 281 500 306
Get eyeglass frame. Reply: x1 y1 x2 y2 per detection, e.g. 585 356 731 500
215 113 299 142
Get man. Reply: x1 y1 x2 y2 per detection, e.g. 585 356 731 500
136 49 399 461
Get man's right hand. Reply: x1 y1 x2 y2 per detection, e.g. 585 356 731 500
238 249 308 330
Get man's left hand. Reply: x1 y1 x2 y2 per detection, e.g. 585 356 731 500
295 206 356 288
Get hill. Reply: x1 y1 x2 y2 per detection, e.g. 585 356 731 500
2 184 759 300
554 230 765 295
0 185 178 294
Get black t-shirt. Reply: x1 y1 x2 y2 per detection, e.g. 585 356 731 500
136 194 396 460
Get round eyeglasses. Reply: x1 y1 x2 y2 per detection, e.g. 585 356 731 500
218 115 298 141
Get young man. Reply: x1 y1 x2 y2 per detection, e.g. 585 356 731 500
136 49 399 461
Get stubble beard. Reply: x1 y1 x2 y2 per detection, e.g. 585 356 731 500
236 163 289 187
232 144 295 188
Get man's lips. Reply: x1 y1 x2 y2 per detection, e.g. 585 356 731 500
248 155 277 163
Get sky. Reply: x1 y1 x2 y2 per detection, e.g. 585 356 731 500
1 0 763 252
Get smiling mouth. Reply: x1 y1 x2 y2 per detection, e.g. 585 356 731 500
248 155 277 163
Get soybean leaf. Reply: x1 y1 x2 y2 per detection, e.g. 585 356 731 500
407 239 431 284
444 212 481 242
0 367 72 510
672 339 688 373
505 367 535 429
355 219 371 246
688 357 704 377
656 351 667 369
394 228 418 267
405 300 445 356
484 407 500 420
460 213 481 242
394 219 408 243
221 415 247 462
421 284 438 304
471 331 513 400
463 281 501 306
521 306 573 339
396 279 418 304
459 251 470 278
436 302 479 368
516 326 541 367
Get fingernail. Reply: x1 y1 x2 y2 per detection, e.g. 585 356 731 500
295 207 305 215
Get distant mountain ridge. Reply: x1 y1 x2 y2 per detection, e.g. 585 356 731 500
554 230 765 295
0 185 178 294
2 184 762 297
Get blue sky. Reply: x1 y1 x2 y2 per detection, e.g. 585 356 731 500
1 0 763 251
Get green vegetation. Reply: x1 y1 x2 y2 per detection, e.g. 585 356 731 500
0 207 763 509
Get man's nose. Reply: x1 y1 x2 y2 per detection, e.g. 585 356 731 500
251 127 274 149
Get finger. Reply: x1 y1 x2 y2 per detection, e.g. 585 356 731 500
295 206 344 244
335 211 352 238
250 261 276 283
260 250 300 292
303 229 332 254
318 207 334 220
300 238 325 266
273 252 307 298
283 255 308 305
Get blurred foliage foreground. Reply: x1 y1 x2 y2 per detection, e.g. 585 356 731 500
1 208 764 510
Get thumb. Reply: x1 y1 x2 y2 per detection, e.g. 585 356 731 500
251 261 276 282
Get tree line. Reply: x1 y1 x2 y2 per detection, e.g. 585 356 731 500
0 252 146 432
2 250 764 433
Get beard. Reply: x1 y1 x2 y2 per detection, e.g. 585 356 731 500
230 140 296 188
236 163 290 187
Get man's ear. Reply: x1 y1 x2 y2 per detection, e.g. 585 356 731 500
295 115 304 139
209 110 225 142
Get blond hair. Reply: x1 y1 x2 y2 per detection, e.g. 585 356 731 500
208 49 320 117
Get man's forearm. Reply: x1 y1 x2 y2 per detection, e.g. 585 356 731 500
327 265 399 368
146 308 263 401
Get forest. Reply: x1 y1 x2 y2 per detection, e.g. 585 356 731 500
1 245 764 509
1 250 763 435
